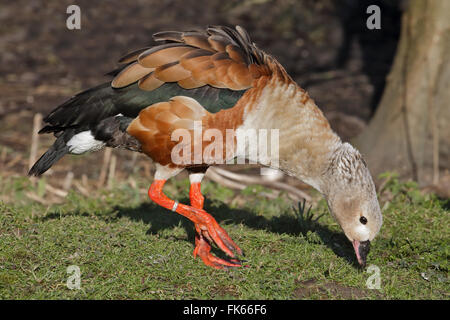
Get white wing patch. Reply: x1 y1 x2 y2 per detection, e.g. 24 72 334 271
67 130 105 154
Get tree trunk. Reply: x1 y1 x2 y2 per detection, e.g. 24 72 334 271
354 0 450 187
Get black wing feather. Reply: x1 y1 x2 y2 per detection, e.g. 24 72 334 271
42 82 246 134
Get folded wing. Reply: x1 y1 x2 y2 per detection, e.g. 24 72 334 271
112 26 271 92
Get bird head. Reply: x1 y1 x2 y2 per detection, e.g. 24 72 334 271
322 143 382 268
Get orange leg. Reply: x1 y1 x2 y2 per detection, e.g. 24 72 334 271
148 179 243 268
189 182 204 209
189 182 242 269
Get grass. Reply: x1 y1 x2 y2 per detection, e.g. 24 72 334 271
0 172 448 299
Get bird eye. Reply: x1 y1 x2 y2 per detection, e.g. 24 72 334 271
360 216 368 225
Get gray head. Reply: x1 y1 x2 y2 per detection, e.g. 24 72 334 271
322 143 383 267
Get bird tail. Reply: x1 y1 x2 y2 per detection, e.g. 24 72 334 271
28 83 115 177
28 131 73 176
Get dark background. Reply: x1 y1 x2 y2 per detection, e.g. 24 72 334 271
0 0 402 180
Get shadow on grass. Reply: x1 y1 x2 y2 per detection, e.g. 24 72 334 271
40 197 359 267
112 198 359 267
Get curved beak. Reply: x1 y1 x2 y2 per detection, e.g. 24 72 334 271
352 240 370 268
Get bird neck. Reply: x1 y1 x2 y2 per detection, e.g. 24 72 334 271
241 76 343 192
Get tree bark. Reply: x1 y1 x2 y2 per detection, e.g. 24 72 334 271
354 0 450 186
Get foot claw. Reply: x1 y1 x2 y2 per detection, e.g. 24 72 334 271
194 235 242 269
195 219 242 258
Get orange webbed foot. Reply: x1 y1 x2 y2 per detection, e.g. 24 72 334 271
193 232 242 269
189 181 243 259
193 215 243 258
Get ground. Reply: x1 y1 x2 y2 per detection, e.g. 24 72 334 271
0 173 448 299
